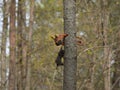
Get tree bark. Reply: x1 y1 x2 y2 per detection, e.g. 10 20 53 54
25 0 34 90
0 0 8 89
100 0 110 90
63 0 77 90
9 0 16 90
17 0 26 90
21 1 27 89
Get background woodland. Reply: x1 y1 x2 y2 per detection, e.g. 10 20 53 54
0 0 120 90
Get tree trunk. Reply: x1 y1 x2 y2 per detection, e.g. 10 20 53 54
21 1 27 89
0 0 8 89
25 0 34 90
17 0 26 90
100 0 110 90
9 0 16 90
63 0 77 90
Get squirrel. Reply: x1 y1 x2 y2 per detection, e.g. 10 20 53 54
51 33 83 67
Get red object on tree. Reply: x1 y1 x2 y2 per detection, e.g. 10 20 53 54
51 34 83 46
51 34 68 46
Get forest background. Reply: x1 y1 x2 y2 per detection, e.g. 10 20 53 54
0 0 120 90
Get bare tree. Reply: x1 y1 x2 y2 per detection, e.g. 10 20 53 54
9 0 16 90
25 0 34 90
16 0 26 90
63 0 77 90
100 0 110 90
0 0 8 89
